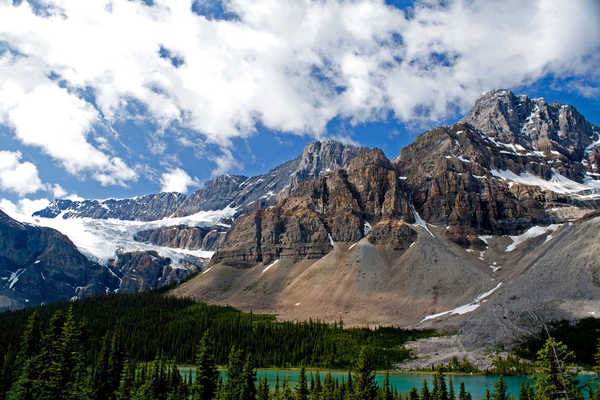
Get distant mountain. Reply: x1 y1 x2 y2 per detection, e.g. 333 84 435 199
35 140 365 221
0 210 204 311
0 209 118 310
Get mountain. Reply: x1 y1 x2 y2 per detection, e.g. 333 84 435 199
6 89 600 362
170 89 600 362
0 209 119 310
34 140 365 220
0 209 207 311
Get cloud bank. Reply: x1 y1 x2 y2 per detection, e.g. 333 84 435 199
0 0 598 182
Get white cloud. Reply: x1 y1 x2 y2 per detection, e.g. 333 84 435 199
51 183 67 198
0 197 50 220
160 168 200 193
0 0 598 176
0 150 44 196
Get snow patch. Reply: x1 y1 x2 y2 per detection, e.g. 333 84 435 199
411 206 434 237
328 233 335 246
421 282 503 322
505 224 561 252
491 168 599 196
348 242 358 251
8 268 25 290
363 221 372 237
262 259 279 274
478 235 492 245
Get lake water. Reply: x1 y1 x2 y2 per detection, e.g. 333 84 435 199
178 368 596 400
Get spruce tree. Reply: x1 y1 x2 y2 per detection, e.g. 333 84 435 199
222 346 245 400
353 347 377 400
192 334 219 400
115 359 137 400
383 371 393 400
37 309 66 400
296 367 309 400
492 377 507 400
257 377 270 400
449 379 455 400
533 338 579 400
6 359 38 400
421 379 431 400
458 382 467 400
281 378 294 400
241 354 257 400
409 387 419 400
437 372 448 400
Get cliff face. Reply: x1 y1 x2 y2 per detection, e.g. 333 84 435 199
35 141 365 221
0 210 119 310
109 251 200 294
210 149 414 268
133 225 228 251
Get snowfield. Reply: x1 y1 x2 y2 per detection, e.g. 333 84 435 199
3 207 238 266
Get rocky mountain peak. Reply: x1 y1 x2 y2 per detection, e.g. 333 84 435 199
462 89 599 163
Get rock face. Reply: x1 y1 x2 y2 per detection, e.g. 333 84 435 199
34 192 188 221
133 225 228 251
109 250 200 294
462 89 600 178
0 210 119 311
35 141 365 221
210 149 414 267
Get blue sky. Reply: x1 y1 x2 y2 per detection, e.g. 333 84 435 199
0 0 599 214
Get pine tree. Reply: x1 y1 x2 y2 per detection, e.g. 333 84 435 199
115 359 137 400
241 354 257 400
458 382 467 400
6 359 38 400
421 379 431 400
353 347 377 400
192 334 219 400
533 338 579 400
257 377 270 400
484 386 491 400
37 309 66 400
409 387 419 400
437 372 448 400
281 378 294 400
296 367 309 400
383 372 393 400
222 346 245 400
449 379 455 400
492 377 507 400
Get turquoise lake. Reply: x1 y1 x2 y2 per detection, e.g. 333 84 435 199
178 368 596 400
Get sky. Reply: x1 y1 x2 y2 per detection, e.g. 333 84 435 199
0 0 599 216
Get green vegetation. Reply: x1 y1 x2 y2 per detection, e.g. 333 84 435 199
516 318 600 367
0 291 435 371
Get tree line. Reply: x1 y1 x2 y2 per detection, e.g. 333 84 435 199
0 292 434 371
1 304 599 400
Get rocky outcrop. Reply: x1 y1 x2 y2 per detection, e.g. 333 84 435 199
0 210 119 311
110 250 199 293
133 225 228 251
35 192 187 221
210 149 413 268
34 141 365 221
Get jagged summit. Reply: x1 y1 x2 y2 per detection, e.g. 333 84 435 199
463 89 599 164
34 140 365 221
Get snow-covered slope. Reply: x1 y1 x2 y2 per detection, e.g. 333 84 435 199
4 207 237 266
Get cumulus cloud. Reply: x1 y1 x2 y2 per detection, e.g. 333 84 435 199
0 197 50 220
159 168 200 193
0 150 44 196
0 0 598 176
